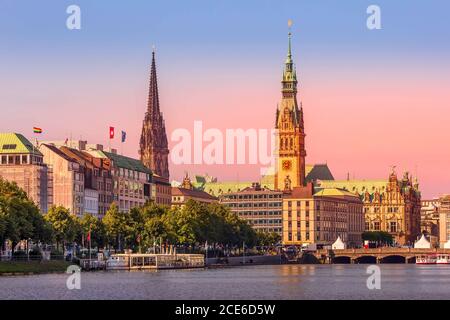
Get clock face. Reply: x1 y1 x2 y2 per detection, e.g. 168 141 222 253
282 160 292 171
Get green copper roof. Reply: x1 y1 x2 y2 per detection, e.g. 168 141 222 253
104 151 151 174
0 133 42 156
316 180 388 194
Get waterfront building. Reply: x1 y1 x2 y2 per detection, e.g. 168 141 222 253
220 183 283 235
316 169 422 245
87 150 152 212
0 133 50 213
171 174 218 208
274 30 307 190
282 183 364 247
439 195 450 247
58 146 113 218
153 174 172 206
40 144 85 216
420 198 440 243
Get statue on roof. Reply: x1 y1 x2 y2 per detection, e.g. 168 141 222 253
284 175 292 191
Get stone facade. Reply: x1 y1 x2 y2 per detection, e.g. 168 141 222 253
40 144 85 216
87 150 152 213
220 183 283 235
282 183 364 247
0 133 50 213
58 146 113 218
439 195 450 246
274 31 306 191
317 169 422 245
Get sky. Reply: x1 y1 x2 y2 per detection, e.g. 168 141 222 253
1 0 450 198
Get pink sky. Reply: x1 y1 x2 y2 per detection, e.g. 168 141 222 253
1 55 449 199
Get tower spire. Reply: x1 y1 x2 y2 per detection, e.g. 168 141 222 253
147 48 160 116
282 21 297 98
140 46 170 179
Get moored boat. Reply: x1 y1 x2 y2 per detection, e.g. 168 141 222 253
436 254 450 265
416 254 437 264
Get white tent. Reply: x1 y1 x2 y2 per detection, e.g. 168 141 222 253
332 236 346 250
443 240 450 249
414 234 431 249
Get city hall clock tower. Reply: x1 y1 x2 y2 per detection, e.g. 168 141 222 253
274 30 306 191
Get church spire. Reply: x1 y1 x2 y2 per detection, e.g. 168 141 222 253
147 49 160 116
282 24 297 98
140 47 170 179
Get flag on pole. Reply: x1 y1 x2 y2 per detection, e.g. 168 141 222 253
33 127 42 134
64 138 68 146
86 230 91 242
121 131 126 143
109 126 115 139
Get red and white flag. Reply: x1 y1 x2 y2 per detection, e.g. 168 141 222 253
109 126 115 139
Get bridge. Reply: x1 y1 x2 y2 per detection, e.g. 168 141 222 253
313 248 450 264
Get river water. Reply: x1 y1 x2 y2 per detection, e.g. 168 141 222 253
1 264 450 300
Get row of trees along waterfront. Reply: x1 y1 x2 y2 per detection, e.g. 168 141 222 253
0 178 280 257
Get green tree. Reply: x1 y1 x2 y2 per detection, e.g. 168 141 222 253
103 202 131 251
45 206 79 251
78 213 105 248
0 178 50 253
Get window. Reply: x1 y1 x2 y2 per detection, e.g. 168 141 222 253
365 222 370 231
374 221 381 231
21 155 28 164
390 221 397 233
2 144 17 150
1 156 6 164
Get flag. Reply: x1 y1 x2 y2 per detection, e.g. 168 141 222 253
33 127 42 134
109 126 115 139
64 138 68 146
121 131 126 143
86 230 91 242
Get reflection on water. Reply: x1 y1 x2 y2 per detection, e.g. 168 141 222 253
1 264 450 300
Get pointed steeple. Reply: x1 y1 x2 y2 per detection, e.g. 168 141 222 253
282 29 297 98
140 47 170 179
147 49 160 116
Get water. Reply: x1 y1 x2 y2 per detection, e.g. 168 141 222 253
1 264 450 300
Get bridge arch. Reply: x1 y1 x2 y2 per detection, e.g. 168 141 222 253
332 256 351 264
380 255 406 264
355 255 377 264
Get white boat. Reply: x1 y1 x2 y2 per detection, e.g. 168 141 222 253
416 254 437 265
106 255 129 270
436 254 450 265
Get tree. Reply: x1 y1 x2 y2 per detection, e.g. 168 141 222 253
103 203 131 251
45 206 79 251
256 231 281 246
0 178 50 253
78 213 105 248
